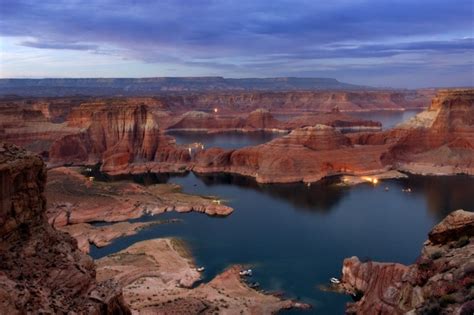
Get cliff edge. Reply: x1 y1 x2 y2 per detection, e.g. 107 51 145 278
0 143 130 314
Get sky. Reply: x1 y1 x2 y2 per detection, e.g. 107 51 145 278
0 0 473 88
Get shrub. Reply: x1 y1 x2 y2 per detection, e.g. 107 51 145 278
439 294 456 307
455 236 470 248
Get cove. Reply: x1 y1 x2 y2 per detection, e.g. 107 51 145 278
89 172 474 314
350 109 423 129
166 130 285 149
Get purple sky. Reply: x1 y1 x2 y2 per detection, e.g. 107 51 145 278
0 0 473 88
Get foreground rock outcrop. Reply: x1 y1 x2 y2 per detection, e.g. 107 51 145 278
0 143 130 314
340 210 474 315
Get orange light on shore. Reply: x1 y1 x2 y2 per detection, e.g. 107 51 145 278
361 176 379 185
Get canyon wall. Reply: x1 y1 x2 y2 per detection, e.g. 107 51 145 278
49 101 191 173
340 210 474 315
159 90 432 113
385 89 474 175
0 143 130 314
192 125 389 183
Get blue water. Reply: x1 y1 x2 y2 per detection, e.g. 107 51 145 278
167 130 285 149
350 109 423 130
89 172 474 314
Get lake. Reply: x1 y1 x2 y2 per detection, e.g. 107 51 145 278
275 109 423 130
349 109 423 130
89 172 474 314
167 130 285 149
166 110 423 150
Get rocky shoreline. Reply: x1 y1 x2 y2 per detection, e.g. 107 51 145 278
336 210 474 315
26 89 468 185
0 143 311 314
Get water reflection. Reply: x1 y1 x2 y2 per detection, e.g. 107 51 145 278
194 173 348 213
87 170 473 314
395 175 474 220
89 167 474 219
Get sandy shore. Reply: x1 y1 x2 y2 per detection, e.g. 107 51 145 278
96 238 311 314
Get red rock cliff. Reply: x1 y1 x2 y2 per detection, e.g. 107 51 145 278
385 89 474 175
193 125 387 183
0 143 130 314
49 102 191 173
340 210 474 315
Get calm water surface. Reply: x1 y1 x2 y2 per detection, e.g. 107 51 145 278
90 172 474 314
167 130 284 149
167 110 423 150
350 109 423 129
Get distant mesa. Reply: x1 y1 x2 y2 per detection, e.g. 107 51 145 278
0 76 369 96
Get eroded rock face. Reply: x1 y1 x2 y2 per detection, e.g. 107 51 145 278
49 102 191 173
166 108 380 133
193 125 388 183
45 167 233 230
340 209 474 315
386 89 474 175
161 90 432 113
0 143 130 314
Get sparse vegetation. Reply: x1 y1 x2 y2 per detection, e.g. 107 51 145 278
439 294 456 307
454 235 469 248
430 251 443 260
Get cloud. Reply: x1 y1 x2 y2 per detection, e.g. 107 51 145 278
20 40 98 51
0 0 472 87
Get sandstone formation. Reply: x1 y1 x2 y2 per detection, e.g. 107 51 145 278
0 98 81 154
165 108 283 132
1 89 470 185
46 167 232 227
159 90 432 113
48 101 191 173
193 125 390 183
165 107 381 133
96 238 310 314
385 89 474 175
59 221 171 254
0 143 130 314
340 210 474 315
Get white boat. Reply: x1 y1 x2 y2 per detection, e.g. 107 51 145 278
196 267 205 272
239 269 253 276
330 277 341 284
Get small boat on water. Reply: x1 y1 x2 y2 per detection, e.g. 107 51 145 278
196 267 205 272
239 269 253 276
402 188 412 193
384 187 389 191
330 277 341 284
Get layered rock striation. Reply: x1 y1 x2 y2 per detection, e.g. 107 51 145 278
193 124 389 183
340 209 474 315
385 89 474 175
0 143 130 314
49 102 191 173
